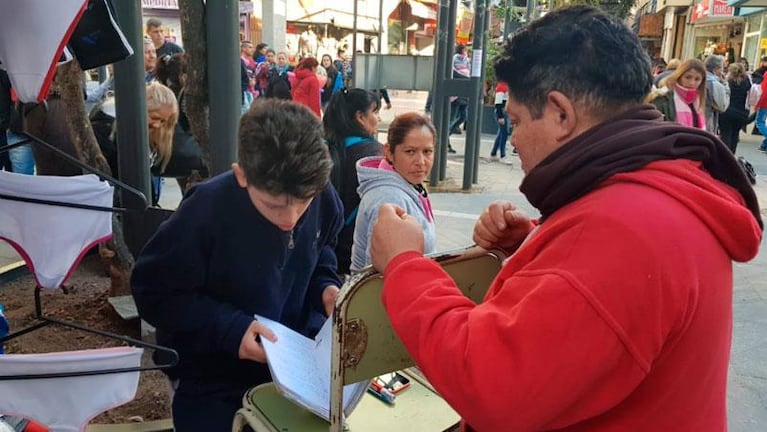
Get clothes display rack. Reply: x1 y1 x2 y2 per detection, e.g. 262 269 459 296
0 132 178 380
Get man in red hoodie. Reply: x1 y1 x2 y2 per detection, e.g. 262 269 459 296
369 5 763 432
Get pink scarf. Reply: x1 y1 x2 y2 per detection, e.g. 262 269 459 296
672 85 705 130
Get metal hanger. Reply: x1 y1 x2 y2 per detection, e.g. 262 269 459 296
0 131 148 212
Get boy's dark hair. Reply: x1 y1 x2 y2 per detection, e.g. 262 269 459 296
238 99 331 199
323 88 380 144
494 5 652 119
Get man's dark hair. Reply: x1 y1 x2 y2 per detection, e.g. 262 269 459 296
238 99 331 199
255 43 268 53
494 5 652 119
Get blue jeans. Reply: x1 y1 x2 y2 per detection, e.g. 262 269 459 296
151 176 163 207
756 109 767 150
6 131 35 174
449 100 468 134
491 113 510 157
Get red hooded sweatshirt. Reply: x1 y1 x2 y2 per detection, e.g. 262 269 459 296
382 158 761 431
292 68 321 118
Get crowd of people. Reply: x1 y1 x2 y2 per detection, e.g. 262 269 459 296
2 7 763 431
647 52 767 155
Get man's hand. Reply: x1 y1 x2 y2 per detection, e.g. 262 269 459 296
370 204 424 272
322 285 340 317
238 320 277 363
498 118 505 125
473 200 534 251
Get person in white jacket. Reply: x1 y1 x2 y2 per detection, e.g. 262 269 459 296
350 112 436 273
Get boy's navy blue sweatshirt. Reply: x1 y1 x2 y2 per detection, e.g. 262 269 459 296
131 171 343 386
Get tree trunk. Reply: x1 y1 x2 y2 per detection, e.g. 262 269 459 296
178 0 210 171
56 59 135 297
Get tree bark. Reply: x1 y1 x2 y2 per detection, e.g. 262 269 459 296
56 59 135 297
178 0 210 171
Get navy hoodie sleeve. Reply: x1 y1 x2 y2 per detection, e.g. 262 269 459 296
130 186 253 357
307 187 344 313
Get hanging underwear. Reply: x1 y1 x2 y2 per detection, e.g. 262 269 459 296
0 347 142 432
0 0 88 102
0 171 113 289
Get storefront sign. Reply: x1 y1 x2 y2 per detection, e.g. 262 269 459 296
691 0 734 23
141 0 179 9
638 13 664 38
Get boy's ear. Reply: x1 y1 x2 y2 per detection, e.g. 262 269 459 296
232 163 248 188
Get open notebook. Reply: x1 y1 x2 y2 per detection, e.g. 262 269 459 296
254 314 368 421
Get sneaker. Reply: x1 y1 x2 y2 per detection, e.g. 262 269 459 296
448 146 457 154
512 147 518 155
490 155 500 161
499 157 513 165
760 147 767 153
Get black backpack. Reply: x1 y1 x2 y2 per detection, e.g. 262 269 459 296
266 69 292 100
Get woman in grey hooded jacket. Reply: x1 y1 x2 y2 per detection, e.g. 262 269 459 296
350 112 436 273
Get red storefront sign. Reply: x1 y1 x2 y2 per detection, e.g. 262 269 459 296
691 0 734 23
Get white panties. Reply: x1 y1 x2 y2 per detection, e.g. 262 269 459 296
0 347 143 432
0 171 113 289
0 0 87 103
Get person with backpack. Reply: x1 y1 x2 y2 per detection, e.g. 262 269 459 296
262 51 292 100
323 88 382 275
292 57 322 117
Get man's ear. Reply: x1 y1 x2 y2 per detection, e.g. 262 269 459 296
545 91 578 142
231 163 248 188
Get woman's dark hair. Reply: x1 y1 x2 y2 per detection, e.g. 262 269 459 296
323 88 380 144
387 112 436 154
154 53 186 96
297 56 319 71
255 43 268 54
455 44 465 55
321 54 337 89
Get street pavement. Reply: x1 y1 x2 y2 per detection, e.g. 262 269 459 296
1 90 765 428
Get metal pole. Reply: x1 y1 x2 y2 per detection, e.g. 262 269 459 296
503 1 512 40
111 0 150 253
463 0 488 190
526 0 536 22
376 0 384 99
472 7 490 184
207 0 240 176
353 0 359 55
430 0 458 185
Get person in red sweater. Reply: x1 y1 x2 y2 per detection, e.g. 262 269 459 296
291 56 322 117
368 6 763 432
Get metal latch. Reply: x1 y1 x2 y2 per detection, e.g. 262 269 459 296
342 318 368 368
